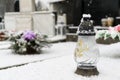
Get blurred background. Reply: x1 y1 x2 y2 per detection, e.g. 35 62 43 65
0 0 120 26
0 0 120 42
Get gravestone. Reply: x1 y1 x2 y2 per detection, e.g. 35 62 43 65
15 13 32 31
33 11 55 37
5 0 56 37
5 12 33 31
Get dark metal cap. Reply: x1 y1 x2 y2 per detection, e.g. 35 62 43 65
78 14 95 36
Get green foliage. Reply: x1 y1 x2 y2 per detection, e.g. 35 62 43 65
9 31 50 54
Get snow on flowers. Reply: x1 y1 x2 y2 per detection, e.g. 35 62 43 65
22 31 36 41
96 25 120 40
9 30 50 54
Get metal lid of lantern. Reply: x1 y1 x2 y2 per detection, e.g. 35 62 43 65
77 14 95 36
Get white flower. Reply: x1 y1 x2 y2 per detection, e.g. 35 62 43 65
110 31 119 39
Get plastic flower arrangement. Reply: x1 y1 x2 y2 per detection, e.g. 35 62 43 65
9 30 50 54
95 25 120 44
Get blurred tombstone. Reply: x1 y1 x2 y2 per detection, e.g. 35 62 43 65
33 11 56 37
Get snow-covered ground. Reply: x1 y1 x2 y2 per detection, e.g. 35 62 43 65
0 41 75 68
0 41 120 80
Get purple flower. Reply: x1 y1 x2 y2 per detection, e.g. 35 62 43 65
22 31 36 41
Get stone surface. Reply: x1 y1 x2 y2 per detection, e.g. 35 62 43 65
5 12 33 31
5 11 56 36
15 13 32 31
33 11 55 37
4 12 18 31
20 0 35 12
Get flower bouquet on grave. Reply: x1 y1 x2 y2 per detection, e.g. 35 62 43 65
9 30 50 54
96 25 120 44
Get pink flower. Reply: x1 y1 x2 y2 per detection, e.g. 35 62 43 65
114 25 120 32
